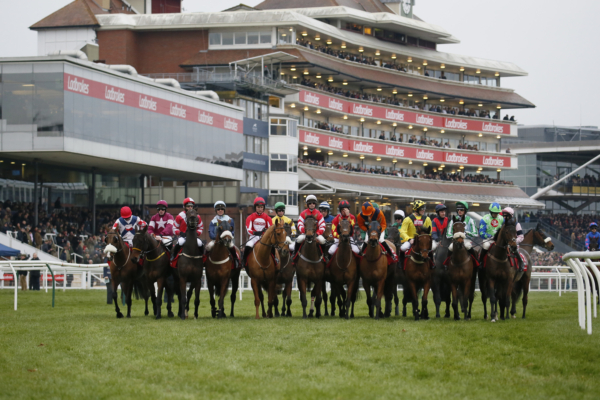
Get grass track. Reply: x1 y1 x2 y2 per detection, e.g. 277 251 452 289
0 289 599 399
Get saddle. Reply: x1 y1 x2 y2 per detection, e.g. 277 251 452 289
509 252 528 272
170 248 183 269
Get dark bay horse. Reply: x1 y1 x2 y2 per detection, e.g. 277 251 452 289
205 219 237 319
432 230 452 318
275 223 294 317
512 224 555 318
131 225 176 319
247 219 286 319
296 216 326 319
403 226 433 321
447 218 475 320
175 208 204 320
359 221 390 320
105 230 150 318
327 219 358 320
386 227 408 317
482 219 518 322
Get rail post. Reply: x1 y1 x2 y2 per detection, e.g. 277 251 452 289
45 264 56 308
9 262 17 311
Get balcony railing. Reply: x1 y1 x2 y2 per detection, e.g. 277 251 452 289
144 70 294 92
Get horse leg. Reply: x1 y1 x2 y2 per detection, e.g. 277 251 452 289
125 280 134 318
330 283 337 317
258 286 267 318
364 281 373 318
375 278 385 320
394 290 400 316
250 278 261 320
112 278 123 318
451 283 460 320
208 282 217 318
338 286 346 318
510 284 518 319
285 283 293 317
186 284 194 313
421 281 431 320
488 279 497 322
314 280 323 319
408 282 419 321
193 281 201 320
267 281 276 319
299 279 308 319
504 281 514 321
463 278 472 321
522 279 530 319
384 275 394 318
402 289 408 317
281 285 287 316
155 277 165 320
230 273 239 317
218 277 228 319
432 278 442 318
322 283 329 317
179 276 187 320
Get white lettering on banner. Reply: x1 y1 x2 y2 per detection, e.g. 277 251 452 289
328 98 344 111
224 118 239 131
482 122 505 133
483 156 505 167
139 95 157 111
416 114 434 126
445 153 469 163
385 146 405 157
198 112 214 125
445 119 468 130
169 103 186 118
328 137 344 149
352 104 374 116
105 87 125 103
385 109 405 121
304 92 320 105
304 132 320 144
353 141 374 153
67 77 89 94
416 149 434 160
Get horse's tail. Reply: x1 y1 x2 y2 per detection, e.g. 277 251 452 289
513 278 524 302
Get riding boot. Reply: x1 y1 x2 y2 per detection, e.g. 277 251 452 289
229 247 239 269
517 253 524 272
170 243 181 261
479 248 488 269
467 248 479 267
242 246 252 269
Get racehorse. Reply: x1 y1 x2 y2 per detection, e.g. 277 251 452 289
326 219 358 319
403 226 433 321
481 219 518 322
246 218 286 319
174 208 204 320
131 225 176 319
318 223 339 317
359 221 390 320
105 229 151 318
386 227 409 317
274 223 294 317
205 219 237 319
447 218 475 320
296 216 326 319
432 229 452 318
512 224 555 318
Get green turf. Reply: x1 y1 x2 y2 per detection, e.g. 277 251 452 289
0 289 599 400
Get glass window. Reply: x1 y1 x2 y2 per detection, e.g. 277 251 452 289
209 32 221 45
260 31 272 44
288 157 297 173
222 32 234 45
262 173 268 189
34 77 64 133
247 32 259 45
254 103 261 120
271 159 286 171
246 135 253 153
234 32 246 45
254 137 261 154
269 96 281 108
289 119 297 137
278 28 292 44
262 138 268 155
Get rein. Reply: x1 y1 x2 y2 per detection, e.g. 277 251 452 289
133 232 166 262
109 236 131 271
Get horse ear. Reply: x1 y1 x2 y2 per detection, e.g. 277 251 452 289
424 226 431 234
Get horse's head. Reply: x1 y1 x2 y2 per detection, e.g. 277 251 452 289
386 225 400 245
451 217 466 249
271 218 287 252
534 224 555 251
187 208 198 230
368 220 381 247
131 224 149 264
590 237 599 252
339 219 352 243
104 229 122 262
304 216 317 241
415 227 432 258
283 222 292 238
500 219 518 252
216 219 233 248
324 223 335 243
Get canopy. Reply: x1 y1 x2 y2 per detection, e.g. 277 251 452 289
0 243 21 257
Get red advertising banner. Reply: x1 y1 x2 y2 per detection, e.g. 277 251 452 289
299 129 513 168
299 90 512 135
64 73 243 133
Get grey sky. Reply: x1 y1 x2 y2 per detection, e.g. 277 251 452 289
2 0 598 128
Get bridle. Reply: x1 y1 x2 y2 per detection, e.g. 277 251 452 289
410 233 432 264
254 225 287 270
132 230 165 262
107 233 130 270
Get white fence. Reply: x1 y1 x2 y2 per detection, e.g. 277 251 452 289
562 251 600 335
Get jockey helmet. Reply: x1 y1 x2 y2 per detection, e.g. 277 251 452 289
120 206 132 219
489 202 502 213
361 202 375 216
394 210 405 219
214 200 226 211
156 200 168 209
274 202 286 212
183 197 195 207
435 204 448 214
338 200 351 210
253 197 266 207
372 202 380 209
412 200 426 211
319 201 330 210
455 201 469 211
590 222 598 229
305 194 318 205
502 207 515 218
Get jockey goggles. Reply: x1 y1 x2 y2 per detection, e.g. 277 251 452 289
157 206 167 211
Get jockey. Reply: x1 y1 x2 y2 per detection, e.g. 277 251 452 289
446 201 479 263
431 204 449 247
319 201 335 224
357 201 396 260
329 200 360 256
290 195 326 254
170 197 204 261
112 206 147 246
272 202 296 238
147 200 174 247
242 197 273 265
206 201 239 264
502 207 524 272
399 200 432 253
585 222 599 251
478 202 504 267
385 209 405 240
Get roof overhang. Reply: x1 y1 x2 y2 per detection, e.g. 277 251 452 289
230 51 298 66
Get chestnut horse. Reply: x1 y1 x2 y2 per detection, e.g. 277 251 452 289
131 225 176 319
296 216 326 319
359 221 390 320
403 226 433 321
274 223 294 317
512 224 555 318
205 219 238 319
175 208 204 320
246 219 287 319
327 219 359 320
447 218 475 320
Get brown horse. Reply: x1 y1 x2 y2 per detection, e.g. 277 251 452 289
131 225 176 319
296 216 326 319
174 208 204 320
447 218 475 320
481 219 518 322
403 226 433 321
205 219 238 319
274 223 294 317
246 219 287 319
512 224 555 318
327 219 358 319
105 230 150 318
386 226 409 317
359 221 390 320
315 223 338 317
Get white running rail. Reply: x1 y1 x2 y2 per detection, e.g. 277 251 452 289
562 251 600 335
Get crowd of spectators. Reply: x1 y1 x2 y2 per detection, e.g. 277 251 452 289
530 251 565 267
299 158 514 185
537 213 599 247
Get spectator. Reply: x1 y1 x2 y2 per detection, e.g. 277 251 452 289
505 148 511 154
34 227 43 249
29 252 41 291
18 253 29 291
